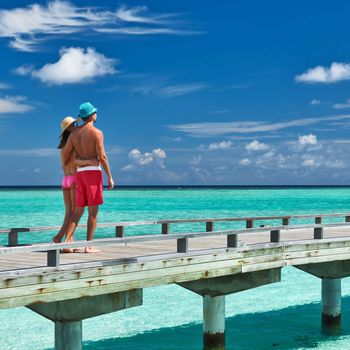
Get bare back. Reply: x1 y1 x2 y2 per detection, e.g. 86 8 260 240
69 123 101 161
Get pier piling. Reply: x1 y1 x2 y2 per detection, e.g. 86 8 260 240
322 278 341 325
203 295 225 350
55 321 82 350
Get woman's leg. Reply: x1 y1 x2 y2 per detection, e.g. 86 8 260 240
60 185 77 253
53 188 72 243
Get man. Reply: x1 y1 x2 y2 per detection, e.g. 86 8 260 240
62 102 114 253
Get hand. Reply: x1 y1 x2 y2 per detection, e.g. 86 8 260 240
108 178 115 190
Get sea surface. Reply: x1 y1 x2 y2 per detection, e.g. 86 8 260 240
1 186 350 349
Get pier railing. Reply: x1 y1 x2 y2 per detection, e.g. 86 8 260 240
1 212 350 270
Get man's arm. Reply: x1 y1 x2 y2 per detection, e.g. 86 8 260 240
61 136 74 165
95 130 114 189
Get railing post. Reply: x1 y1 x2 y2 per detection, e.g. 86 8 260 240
8 228 29 247
314 216 323 239
206 221 214 232
270 230 280 243
246 220 253 229
162 223 170 235
227 234 238 248
315 216 322 224
177 237 188 253
8 229 18 247
116 226 124 238
314 227 323 239
47 250 60 267
345 216 350 223
282 217 289 226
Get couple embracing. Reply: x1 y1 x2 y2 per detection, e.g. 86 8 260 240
54 102 114 253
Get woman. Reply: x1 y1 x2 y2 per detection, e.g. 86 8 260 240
53 116 98 247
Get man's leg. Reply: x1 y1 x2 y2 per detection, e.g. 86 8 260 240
85 205 100 253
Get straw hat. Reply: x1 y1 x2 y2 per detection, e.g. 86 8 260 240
60 116 76 136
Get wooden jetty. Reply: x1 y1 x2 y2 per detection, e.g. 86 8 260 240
1 213 350 349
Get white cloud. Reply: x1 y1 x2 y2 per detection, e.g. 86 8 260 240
17 47 116 85
333 98 350 109
208 140 233 150
295 62 350 83
123 148 167 171
298 134 317 145
0 96 33 114
302 159 317 167
239 158 251 166
0 83 10 90
167 114 350 137
0 1 196 52
310 99 321 105
159 83 207 97
0 148 57 156
245 140 269 151
133 81 207 97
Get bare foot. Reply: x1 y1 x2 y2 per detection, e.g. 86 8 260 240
73 248 85 253
60 248 74 253
53 236 61 243
85 247 100 253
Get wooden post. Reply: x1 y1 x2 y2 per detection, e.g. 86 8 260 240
246 220 253 229
282 218 289 226
227 234 238 248
345 216 350 223
177 237 188 253
203 295 225 350
8 229 18 247
270 230 280 243
116 226 124 238
8 228 29 247
206 221 214 232
314 227 323 239
162 223 170 235
315 216 322 224
47 250 60 267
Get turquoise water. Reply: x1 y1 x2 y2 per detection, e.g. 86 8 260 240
1 187 350 349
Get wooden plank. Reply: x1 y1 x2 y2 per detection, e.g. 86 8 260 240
0 265 243 309
0 258 246 300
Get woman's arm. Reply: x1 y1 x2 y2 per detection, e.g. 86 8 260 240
74 158 99 167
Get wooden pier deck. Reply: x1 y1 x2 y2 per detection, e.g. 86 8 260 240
0 225 350 273
1 213 350 349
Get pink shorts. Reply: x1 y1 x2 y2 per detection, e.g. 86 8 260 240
76 169 103 207
62 175 76 190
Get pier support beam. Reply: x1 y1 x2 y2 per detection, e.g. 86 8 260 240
296 261 347 329
28 289 142 350
322 279 341 326
203 295 225 350
179 269 281 350
55 321 82 350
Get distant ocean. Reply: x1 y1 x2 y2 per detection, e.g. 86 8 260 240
1 186 350 349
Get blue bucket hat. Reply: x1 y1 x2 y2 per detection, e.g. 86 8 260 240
79 102 97 118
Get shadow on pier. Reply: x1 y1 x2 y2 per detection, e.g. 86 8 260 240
41 296 350 350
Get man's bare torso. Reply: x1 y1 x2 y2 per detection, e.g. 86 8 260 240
70 123 101 162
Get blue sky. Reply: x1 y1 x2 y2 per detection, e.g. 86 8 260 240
2 0 350 185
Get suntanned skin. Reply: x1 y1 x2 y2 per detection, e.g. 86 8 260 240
61 113 114 253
